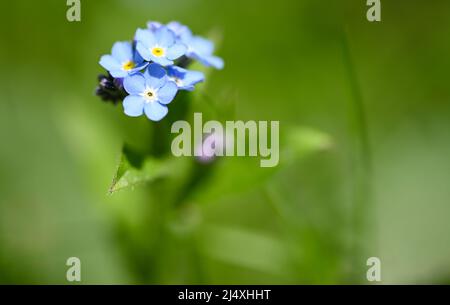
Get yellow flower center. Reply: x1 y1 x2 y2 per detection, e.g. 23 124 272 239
122 60 135 71
151 47 165 57
141 88 157 102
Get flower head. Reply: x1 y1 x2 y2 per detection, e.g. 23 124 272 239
122 63 178 121
135 27 187 66
167 66 204 91
97 21 225 121
99 41 147 78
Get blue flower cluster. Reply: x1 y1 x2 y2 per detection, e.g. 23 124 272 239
98 21 224 121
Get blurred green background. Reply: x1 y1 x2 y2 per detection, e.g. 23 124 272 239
1 0 450 284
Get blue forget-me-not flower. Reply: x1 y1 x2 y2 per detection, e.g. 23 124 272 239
135 27 187 66
122 63 178 121
99 41 148 78
97 21 224 121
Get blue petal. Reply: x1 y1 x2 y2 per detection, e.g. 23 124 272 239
155 27 175 47
190 36 214 55
123 95 145 117
192 53 224 69
149 54 173 66
147 21 162 32
202 55 224 69
182 70 205 86
157 81 178 104
124 74 146 95
167 21 192 41
129 61 149 74
167 65 185 78
135 28 156 48
181 86 195 91
144 63 167 88
99 55 120 71
136 42 152 61
167 66 204 90
111 41 133 62
144 102 168 121
185 36 223 69
133 49 146 65
166 43 187 60
166 21 185 35
110 69 128 78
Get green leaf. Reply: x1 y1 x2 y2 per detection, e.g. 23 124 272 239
109 145 176 194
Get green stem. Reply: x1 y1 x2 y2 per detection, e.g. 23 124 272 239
341 27 373 282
